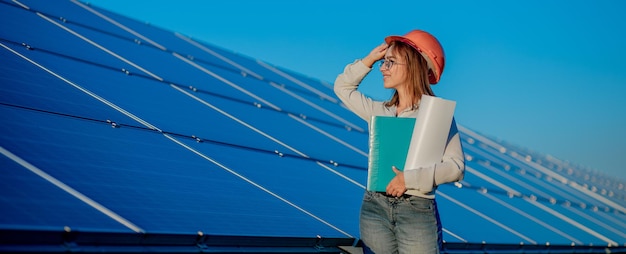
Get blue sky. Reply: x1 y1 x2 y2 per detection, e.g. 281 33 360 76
86 0 626 180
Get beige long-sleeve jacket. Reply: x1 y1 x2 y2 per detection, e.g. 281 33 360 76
334 60 465 199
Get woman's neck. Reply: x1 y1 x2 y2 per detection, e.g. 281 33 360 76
396 89 418 115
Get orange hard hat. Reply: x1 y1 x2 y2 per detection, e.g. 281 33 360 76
385 30 445 84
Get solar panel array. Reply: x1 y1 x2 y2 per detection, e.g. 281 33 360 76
1 0 625 253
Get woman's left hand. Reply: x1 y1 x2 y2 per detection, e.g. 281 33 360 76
386 166 407 197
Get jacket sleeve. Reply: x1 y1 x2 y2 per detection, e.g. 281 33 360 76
333 60 376 122
403 118 465 194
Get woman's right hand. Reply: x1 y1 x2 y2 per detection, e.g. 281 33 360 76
362 42 388 68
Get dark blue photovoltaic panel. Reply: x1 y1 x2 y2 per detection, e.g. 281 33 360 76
0 149 132 232
1 0 625 251
0 0 363 239
0 56 358 237
455 131 626 246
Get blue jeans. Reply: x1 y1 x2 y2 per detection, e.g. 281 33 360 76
360 191 442 254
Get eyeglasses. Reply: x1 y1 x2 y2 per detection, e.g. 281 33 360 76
379 59 405 70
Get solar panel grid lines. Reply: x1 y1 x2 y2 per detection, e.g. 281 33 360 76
529 198 618 246
598 207 626 230
315 161 366 189
0 146 146 233
174 32 265 81
458 136 626 246
35 13 164 83
463 166 521 197
457 124 506 153
0 44 358 238
441 227 466 243
563 206 626 240
86 4 342 112
460 162 616 245
0 155 136 233
3 0 626 251
70 0 167 52
540 154 626 196
447 171 591 245
1 0 366 238
166 84 308 159
438 191 538 244
66 0 370 144
4 0 344 118
0 44 160 133
463 132 625 216
0 1 364 244
0 38 131 76
462 146 567 205
288 114 368 158
0 44 366 172
170 52 283 111
458 164 616 241
468 136 626 206
439 183 612 246
478 191 582 245
11 0 366 167
160 37 351 124
63 2 373 169
507 148 626 215
256 60 338 104
507 146 623 197
168 37 355 133
1 35 357 135
463 152 614 217
267 80 366 133
0 102 364 172
161 134 356 239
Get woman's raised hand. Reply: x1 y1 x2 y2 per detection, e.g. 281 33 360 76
362 42 388 68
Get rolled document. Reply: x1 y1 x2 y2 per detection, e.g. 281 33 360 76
404 95 456 169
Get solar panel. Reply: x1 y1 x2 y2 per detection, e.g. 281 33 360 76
1 0 625 252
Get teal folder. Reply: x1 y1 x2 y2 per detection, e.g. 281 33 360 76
367 116 416 192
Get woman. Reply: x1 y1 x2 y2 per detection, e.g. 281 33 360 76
334 30 465 253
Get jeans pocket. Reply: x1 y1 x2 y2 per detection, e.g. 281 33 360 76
408 197 434 213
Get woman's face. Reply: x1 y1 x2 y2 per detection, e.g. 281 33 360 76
380 45 408 90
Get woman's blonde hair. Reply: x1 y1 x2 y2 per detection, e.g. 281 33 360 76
385 41 434 108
